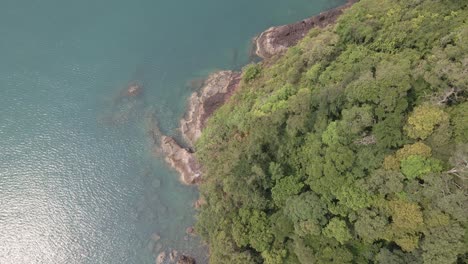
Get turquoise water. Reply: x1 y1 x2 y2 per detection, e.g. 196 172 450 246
0 1 345 263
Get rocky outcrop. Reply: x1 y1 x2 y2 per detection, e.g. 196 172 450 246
161 136 202 185
193 197 206 209
177 255 196 264
185 226 195 235
161 71 241 185
180 70 241 147
254 0 358 59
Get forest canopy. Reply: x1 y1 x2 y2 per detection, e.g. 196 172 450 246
195 0 467 263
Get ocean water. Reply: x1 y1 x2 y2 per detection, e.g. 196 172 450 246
0 1 346 263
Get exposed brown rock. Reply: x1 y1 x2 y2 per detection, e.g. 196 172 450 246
186 226 195 235
193 197 206 209
177 255 196 264
180 70 241 147
161 136 202 185
254 0 358 59
162 71 241 185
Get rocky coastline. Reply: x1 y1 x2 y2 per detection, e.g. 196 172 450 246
149 1 358 263
157 0 358 187
159 71 241 185
160 136 202 185
254 0 358 59
180 70 242 147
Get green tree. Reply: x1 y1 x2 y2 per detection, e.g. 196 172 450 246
271 176 304 206
375 248 422 264
396 142 432 160
323 218 352 244
354 208 389 243
195 0 468 262
400 155 442 179
243 64 261 83
209 231 257 264
449 102 468 143
404 105 449 140
385 199 424 252
232 209 274 252
284 192 327 237
421 224 465 264
361 169 405 196
341 105 374 135
294 236 354 264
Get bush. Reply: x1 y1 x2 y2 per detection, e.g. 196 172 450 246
243 63 261 82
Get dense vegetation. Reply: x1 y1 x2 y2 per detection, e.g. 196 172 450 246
195 0 467 263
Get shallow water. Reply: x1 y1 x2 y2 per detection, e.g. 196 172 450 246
0 0 345 263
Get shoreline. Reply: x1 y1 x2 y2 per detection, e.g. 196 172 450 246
254 0 358 59
147 1 359 262
180 71 242 148
156 71 242 185
157 0 358 186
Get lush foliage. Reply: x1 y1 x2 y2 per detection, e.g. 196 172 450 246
195 0 468 263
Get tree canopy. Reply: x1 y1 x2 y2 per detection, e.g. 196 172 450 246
195 0 468 263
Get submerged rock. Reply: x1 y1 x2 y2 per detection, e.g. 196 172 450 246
186 77 206 91
152 179 161 188
254 0 358 59
126 83 143 97
180 70 241 147
151 232 161 242
153 242 163 254
177 255 196 264
156 251 166 264
161 136 202 185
